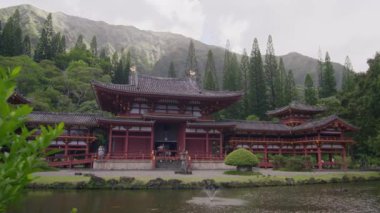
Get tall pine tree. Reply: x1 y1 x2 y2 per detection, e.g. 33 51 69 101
342 56 355 92
304 73 317 105
1 9 23 56
317 48 324 97
203 50 218 90
223 40 231 90
168 61 177 78
22 35 31 57
264 35 278 109
240 49 250 116
320 52 336 98
34 13 54 61
75 34 87 50
275 58 287 107
248 38 267 118
284 69 297 104
90 36 98 56
185 40 200 84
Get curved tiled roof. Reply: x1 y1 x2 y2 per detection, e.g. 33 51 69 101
229 115 358 134
27 112 98 127
92 75 242 99
267 102 326 116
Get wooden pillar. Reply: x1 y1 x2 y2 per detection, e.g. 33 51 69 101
292 143 296 156
279 142 282 155
64 139 68 157
124 127 129 158
317 143 322 170
219 130 223 158
342 144 347 170
264 143 268 164
205 129 209 157
150 124 155 152
85 139 89 156
107 125 113 158
303 144 307 156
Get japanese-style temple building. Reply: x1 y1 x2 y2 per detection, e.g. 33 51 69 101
10 72 358 170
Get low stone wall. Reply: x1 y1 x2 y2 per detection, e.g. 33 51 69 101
93 159 152 170
191 160 235 170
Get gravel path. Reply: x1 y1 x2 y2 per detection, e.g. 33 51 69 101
34 169 373 178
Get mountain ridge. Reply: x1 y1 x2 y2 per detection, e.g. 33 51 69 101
0 4 345 86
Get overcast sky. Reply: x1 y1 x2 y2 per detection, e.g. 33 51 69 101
1 0 379 71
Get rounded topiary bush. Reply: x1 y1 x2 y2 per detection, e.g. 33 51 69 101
225 148 259 171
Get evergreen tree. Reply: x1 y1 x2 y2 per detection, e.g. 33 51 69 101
51 32 65 56
185 40 200 84
122 51 131 84
0 21 2 52
75 34 87 50
248 38 267 118
34 13 54 61
1 9 23 56
304 73 317 105
240 49 250 116
320 52 336 97
203 50 218 90
223 40 231 90
342 56 355 92
284 69 297 104
275 58 287 107
22 35 31 57
264 35 278 109
60 35 66 54
90 36 97 56
317 48 324 96
223 52 240 91
168 61 176 78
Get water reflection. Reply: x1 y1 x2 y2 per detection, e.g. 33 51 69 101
8 182 380 213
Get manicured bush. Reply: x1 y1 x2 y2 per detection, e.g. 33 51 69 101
225 148 259 171
285 156 306 171
272 155 313 171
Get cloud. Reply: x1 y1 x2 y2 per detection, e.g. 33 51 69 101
217 15 249 52
143 0 205 39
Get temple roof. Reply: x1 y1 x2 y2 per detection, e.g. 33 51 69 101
267 102 326 117
92 75 242 100
8 92 31 105
27 112 98 127
230 115 358 134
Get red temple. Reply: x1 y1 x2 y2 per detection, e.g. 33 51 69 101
11 74 358 170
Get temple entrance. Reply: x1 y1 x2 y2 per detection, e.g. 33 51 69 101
154 123 179 157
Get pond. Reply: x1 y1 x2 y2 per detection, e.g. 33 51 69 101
8 182 380 213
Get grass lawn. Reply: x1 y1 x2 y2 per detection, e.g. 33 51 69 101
30 171 380 185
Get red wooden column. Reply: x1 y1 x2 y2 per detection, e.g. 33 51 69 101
264 143 268 168
107 125 113 158
124 127 129 158
150 124 155 152
303 144 307 156
279 142 282 155
219 130 223 159
205 129 209 157
317 143 322 170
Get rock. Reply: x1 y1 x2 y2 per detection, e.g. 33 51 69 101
119 176 135 184
88 175 106 188
146 178 166 189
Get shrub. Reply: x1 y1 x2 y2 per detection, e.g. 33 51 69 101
272 155 287 170
225 148 259 168
285 156 306 171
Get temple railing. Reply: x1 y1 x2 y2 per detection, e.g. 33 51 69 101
229 136 355 144
46 153 95 167
189 153 225 161
107 152 152 160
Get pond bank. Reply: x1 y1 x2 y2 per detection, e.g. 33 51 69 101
28 169 380 190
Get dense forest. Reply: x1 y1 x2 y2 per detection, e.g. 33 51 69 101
0 10 378 166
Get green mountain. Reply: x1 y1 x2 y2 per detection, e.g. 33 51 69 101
0 4 345 86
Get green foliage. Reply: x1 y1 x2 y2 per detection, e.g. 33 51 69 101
240 49 250 116
342 56 355 92
90 35 97 56
1 9 23 56
320 52 336 98
245 114 259 121
284 69 298 104
203 50 218 90
225 148 259 167
264 35 278 109
0 66 63 212
248 38 267 118
275 58 287 107
185 40 200 84
304 73 318 105
112 51 131 84
272 155 313 171
75 34 87 50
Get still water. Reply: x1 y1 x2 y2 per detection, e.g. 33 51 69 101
9 182 380 213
